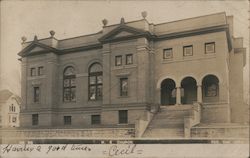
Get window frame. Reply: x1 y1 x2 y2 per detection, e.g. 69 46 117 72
120 77 128 97
119 110 128 124
38 66 44 76
91 115 101 125
205 42 215 54
30 68 36 76
64 116 72 125
88 63 103 101
204 82 219 97
163 48 173 59
126 54 133 65
115 55 122 66
33 86 40 103
183 45 193 56
63 66 76 102
32 114 38 126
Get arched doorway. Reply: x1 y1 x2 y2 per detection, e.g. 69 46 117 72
202 75 219 102
181 77 197 104
161 79 176 105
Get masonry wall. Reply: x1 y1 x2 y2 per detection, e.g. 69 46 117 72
153 31 231 123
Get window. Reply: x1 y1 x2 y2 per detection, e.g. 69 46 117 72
115 56 122 66
120 78 128 96
63 66 76 102
9 105 15 112
202 75 219 99
12 117 17 123
38 66 44 76
126 54 133 65
183 45 193 56
32 114 38 126
89 63 103 100
91 115 101 125
205 83 218 97
30 68 36 76
64 116 71 125
33 87 40 103
163 48 173 59
119 110 128 124
205 42 215 54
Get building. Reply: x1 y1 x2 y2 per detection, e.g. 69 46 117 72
0 90 21 128
15 12 248 140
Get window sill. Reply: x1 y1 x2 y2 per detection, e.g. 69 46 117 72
117 96 130 99
112 64 137 70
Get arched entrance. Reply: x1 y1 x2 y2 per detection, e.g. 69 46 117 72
202 75 219 102
161 79 176 105
181 77 197 104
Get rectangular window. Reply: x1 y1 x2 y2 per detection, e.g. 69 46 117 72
183 45 193 56
38 66 44 76
64 116 71 125
12 117 17 123
205 42 215 54
33 87 40 103
120 78 128 96
30 68 36 76
126 54 133 65
115 55 122 66
163 48 173 59
32 114 38 126
91 115 101 125
119 110 128 124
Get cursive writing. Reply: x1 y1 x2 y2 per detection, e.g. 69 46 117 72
108 144 139 157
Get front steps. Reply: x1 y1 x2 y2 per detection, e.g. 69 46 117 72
142 105 193 138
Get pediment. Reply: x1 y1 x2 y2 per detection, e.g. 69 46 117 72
113 31 134 38
99 25 151 43
18 41 58 57
29 45 48 53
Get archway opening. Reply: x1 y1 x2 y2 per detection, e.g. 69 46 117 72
202 75 219 102
181 77 197 104
161 79 176 105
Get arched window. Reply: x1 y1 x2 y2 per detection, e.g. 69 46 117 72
89 63 102 100
202 75 219 102
63 66 76 102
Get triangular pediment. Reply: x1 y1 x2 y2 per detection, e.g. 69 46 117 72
99 24 151 43
18 41 58 57
113 31 134 38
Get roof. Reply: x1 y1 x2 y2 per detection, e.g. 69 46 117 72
0 90 13 103
18 12 232 57
0 89 21 104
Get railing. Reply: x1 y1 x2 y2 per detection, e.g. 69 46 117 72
184 102 201 138
135 104 159 137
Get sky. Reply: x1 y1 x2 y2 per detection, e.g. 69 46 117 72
0 0 249 102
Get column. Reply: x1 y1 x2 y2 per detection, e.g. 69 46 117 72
176 87 181 105
197 85 202 103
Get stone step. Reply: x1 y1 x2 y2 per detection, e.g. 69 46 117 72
148 123 184 128
143 128 184 138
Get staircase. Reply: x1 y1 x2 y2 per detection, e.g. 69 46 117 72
142 105 193 138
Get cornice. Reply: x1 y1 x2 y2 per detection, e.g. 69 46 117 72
19 24 232 57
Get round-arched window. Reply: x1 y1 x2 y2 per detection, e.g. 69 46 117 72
89 63 102 100
63 66 76 102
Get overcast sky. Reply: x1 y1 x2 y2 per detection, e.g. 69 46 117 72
0 0 249 100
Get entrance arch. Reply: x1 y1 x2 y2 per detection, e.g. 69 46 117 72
181 77 197 104
202 75 219 102
161 78 176 105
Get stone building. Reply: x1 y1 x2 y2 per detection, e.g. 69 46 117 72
0 90 21 128
16 12 248 139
